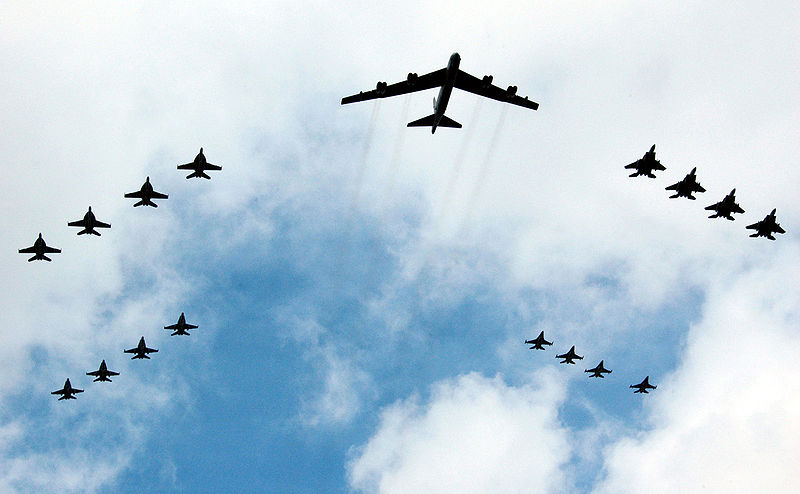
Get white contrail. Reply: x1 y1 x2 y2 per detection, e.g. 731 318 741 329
381 94 412 200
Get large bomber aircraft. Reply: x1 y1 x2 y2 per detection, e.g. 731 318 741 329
705 189 744 220
666 167 706 199
164 312 198 336
178 148 221 179
125 177 168 207
341 53 538 133
585 360 612 378
625 145 665 178
19 233 61 262
52 378 83 400
555 346 583 364
125 337 158 359
525 331 553 350
86 360 120 382
630 376 657 393
68 206 111 235
746 209 785 240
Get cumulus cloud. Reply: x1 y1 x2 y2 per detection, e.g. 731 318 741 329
348 371 571 494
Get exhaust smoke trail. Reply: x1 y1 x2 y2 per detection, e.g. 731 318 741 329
381 94 412 200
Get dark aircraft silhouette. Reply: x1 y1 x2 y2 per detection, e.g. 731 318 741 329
178 148 221 179
625 145 665 178
86 360 120 382
555 346 583 364
19 233 61 262
341 53 538 133
68 206 111 235
125 337 158 359
705 189 745 220
524 331 553 350
746 209 785 240
666 168 706 199
585 360 612 378
52 378 83 400
164 312 198 336
630 376 657 393
125 177 168 207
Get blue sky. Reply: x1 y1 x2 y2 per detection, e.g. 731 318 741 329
2 2 799 493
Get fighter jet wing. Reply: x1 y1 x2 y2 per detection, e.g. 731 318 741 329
453 70 539 110
341 68 447 104
18 246 36 253
177 162 222 171
124 190 144 199
68 218 88 228
692 183 706 193
43 245 61 254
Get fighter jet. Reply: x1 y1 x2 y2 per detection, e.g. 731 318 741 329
625 145 666 178
86 360 120 382
705 189 745 220
178 148 221 179
19 233 61 262
164 312 198 336
125 177 168 207
68 206 111 235
52 378 83 400
585 360 612 378
630 376 657 393
124 337 158 359
524 331 553 350
555 346 583 364
666 167 706 199
341 53 538 133
746 209 785 240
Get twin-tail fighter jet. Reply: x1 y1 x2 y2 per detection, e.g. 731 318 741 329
705 189 745 220
86 360 120 382
556 346 583 364
666 167 706 200
52 378 83 400
585 360 612 378
19 233 61 262
625 145 665 178
630 376 657 393
125 177 168 207
746 209 785 240
164 312 198 336
124 337 158 359
68 206 111 235
525 331 553 350
178 148 221 179
341 53 538 133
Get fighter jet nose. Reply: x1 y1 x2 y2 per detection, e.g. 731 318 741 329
38 233 43 238
146 176 150 182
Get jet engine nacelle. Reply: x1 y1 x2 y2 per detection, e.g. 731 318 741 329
506 85 517 98
406 73 418 86
376 81 387 95
481 75 493 88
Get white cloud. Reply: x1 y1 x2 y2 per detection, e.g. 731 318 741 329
348 370 571 494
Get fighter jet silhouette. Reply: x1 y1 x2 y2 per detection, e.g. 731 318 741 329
746 209 785 240
524 331 553 350
86 360 120 382
164 312 198 336
68 206 111 235
124 337 158 359
585 360 612 378
52 378 83 400
705 189 745 220
178 148 221 179
555 346 583 364
666 167 706 199
341 53 538 133
625 145 665 178
630 376 657 393
19 233 61 262
125 177 168 207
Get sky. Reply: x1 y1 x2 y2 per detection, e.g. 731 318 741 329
1 2 799 493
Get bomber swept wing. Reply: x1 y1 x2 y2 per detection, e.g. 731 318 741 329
666 167 706 199
746 209 785 240
19 233 61 262
68 206 111 235
625 145 666 178
178 148 221 179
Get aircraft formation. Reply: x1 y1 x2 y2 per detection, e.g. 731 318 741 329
626 145 786 240
20 148 216 400
525 331 655 393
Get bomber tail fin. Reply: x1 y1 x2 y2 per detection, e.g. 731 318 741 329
407 114 462 130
